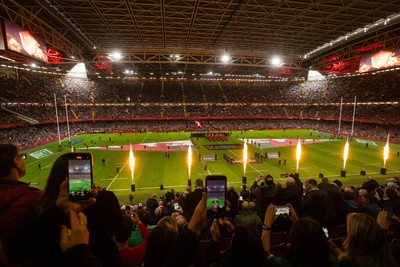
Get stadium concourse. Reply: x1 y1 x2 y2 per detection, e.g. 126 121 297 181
1 1 400 266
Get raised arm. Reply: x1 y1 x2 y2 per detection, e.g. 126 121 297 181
261 204 277 253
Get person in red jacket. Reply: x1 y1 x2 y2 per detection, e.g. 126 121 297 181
0 144 43 237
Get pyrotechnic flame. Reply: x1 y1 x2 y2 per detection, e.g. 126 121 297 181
129 144 135 183
384 134 390 168
188 145 192 180
296 138 302 173
343 138 349 170
243 142 248 175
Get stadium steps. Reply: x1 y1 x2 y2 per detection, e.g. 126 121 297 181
0 105 39 124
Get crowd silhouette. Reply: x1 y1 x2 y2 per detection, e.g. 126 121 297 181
1 68 400 266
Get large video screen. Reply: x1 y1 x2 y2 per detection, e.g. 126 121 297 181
3 19 48 63
0 20 5 50
359 48 400 73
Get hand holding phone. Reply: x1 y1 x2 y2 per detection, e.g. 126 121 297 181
68 153 94 201
275 205 290 216
206 175 227 218
56 178 96 214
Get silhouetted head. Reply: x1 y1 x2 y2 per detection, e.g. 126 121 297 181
286 218 329 267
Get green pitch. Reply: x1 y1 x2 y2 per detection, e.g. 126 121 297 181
69 179 92 192
21 130 400 205
207 197 226 209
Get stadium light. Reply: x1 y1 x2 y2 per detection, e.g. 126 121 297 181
221 54 231 63
170 54 180 61
109 52 122 61
271 56 282 66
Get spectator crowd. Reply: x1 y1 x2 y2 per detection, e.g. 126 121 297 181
1 143 400 267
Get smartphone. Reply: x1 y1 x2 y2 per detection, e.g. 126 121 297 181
205 175 227 218
68 153 93 201
322 227 329 238
275 205 290 216
174 203 180 210
239 196 243 201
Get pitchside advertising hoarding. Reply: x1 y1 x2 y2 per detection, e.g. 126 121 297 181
1 18 48 63
359 48 400 73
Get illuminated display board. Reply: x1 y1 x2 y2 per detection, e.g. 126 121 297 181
0 20 5 50
359 48 400 73
3 19 48 63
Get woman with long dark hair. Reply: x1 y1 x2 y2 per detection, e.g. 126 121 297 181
34 153 122 267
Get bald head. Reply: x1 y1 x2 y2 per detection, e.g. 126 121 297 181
175 215 187 229
358 189 368 196
242 201 250 211
286 177 295 186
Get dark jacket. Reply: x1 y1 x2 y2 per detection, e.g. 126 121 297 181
62 244 103 267
251 182 281 219
362 179 380 193
318 183 345 225
184 188 204 220
359 202 381 219
302 189 329 226
278 184 303 217
146 197 158 215
226 188 239 218
84 190 122 267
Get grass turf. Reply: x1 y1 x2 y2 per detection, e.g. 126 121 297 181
21 129 400 205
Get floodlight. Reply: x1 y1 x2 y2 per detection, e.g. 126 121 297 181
271 56 282 66
221 54 230 63
109 52 122 61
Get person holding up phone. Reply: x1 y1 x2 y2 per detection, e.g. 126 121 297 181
262 204 338 267
33 153 122 267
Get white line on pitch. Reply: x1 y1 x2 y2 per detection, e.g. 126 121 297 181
101 178 129 180
247 170 269 173
106 161 129 190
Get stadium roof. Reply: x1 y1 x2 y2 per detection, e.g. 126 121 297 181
1 0 400 78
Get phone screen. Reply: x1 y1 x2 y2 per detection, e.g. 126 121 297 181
174 203 180 210
68 154 93 201
275 205 290 216
206 175 227 218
